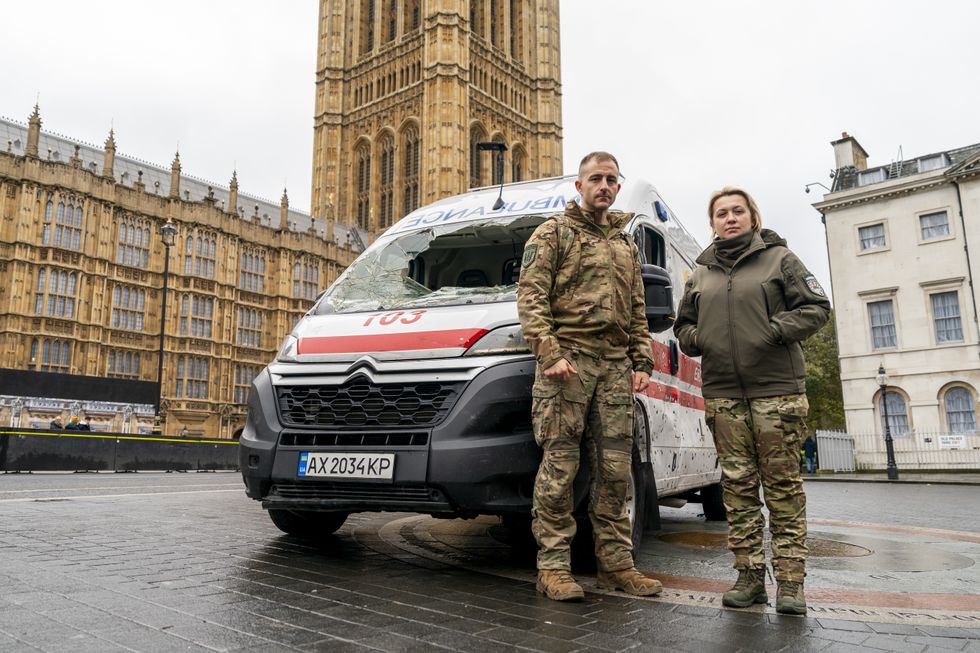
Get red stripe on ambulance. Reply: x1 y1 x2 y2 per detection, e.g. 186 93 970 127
644 380 705 411
650 340 702 388
298 328 489 354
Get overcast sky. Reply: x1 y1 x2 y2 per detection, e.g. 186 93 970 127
5 1 980 297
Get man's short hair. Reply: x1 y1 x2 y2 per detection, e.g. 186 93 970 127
578 151 620 178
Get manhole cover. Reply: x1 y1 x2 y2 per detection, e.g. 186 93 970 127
658 531 872 558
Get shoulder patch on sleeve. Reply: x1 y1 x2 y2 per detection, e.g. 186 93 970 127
804 275 826 297
522 244 538 268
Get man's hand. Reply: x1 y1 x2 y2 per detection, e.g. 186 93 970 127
632 371 650 393
543 358 577 382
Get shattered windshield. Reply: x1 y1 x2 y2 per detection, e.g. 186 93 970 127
313 214 551 314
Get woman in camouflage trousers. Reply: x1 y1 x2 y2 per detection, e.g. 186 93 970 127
673 187 831 615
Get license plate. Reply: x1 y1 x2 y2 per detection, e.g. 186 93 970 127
297 452 395 480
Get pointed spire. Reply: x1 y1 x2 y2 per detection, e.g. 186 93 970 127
169 151 182 199
26 103 41 158
228 170 239 216
279 187 289 231
102 128 116 180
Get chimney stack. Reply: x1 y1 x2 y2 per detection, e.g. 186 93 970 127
831 131 869 171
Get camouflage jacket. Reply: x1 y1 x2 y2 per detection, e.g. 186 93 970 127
516 201 654 374
673 229 831 399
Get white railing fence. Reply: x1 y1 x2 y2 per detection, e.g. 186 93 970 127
817 429 980 471
814 430 855 472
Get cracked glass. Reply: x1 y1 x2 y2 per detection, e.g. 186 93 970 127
312 213 552 314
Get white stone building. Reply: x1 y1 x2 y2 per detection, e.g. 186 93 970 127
813 134 980 469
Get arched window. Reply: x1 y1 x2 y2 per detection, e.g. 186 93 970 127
117 218 151 268
470 124 487 188
945 387 976 433
378 134 395 229
402 125 420 215
355 142 371 230
879 390 910 436
385 0 397 42
360 0 376 53
510 0 523 61
184 236 194 274
511 146 526 182
180 294 213 338
470 0 485 38
407 0 420 30
490 0 503 48
491 133 506 185
42 198 54 244
34 267 77 318
39 339 71 373
48 198 83 250
176 355 209 399
184 232 217 278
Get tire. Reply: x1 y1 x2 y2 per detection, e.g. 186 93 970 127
627 442 649 557
500 514 536 550
571 414 651 570
267 509 349 538
700 483 728 521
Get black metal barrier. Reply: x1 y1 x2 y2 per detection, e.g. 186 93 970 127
0 427 239 472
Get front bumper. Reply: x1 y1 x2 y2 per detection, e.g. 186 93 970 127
239 358 543 516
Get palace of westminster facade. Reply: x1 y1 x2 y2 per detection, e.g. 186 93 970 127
0 0 563 437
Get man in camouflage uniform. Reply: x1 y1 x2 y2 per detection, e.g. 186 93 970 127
516 152 662 601
674 187 830 615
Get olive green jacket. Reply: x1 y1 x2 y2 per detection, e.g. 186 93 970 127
673 229 830 399
517 201 654 374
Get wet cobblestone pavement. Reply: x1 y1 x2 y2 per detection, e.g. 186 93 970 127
0 472 978 652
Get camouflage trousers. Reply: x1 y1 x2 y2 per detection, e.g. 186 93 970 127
531 351 635 573
705 394 809 582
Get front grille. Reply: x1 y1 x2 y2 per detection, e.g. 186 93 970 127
276 378 463 429
272 481 444 503
279 432 428 447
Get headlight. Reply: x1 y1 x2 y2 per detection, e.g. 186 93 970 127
464 325 531 356
276 334 299 362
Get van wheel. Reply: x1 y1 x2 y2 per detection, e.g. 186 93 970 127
627 441 650 557
500 514 536 550
268 509 349 538
572 419 652 570
700 483 728 521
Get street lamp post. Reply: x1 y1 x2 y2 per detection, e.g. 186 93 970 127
154 219 177 435
875 364 900 480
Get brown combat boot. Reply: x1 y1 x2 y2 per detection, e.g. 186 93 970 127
536 570 585 601
596 568 663 596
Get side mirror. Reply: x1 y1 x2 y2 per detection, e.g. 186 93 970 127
641 263 674 333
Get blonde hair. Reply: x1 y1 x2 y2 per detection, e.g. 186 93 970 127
707 187 762 233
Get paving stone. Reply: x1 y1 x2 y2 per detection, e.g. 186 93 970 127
774 637 834 652
906 635 969 651
861 633 929 652
815 618 875 632
804 627 873 646
343 631 445 653
869 622 931 636
2 474 977 653
572 631 641 651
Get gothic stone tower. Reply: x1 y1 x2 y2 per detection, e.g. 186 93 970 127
311 0 563 238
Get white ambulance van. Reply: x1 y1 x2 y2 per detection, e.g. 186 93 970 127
240 175 724 552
